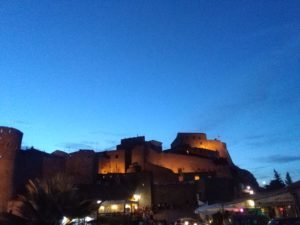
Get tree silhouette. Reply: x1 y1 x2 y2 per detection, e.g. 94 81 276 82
6 174 97 225
265 170 285 191
285 172 293 186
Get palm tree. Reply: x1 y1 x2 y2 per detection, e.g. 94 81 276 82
11 174 97 225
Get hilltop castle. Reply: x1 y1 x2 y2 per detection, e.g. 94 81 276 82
0 126 258 215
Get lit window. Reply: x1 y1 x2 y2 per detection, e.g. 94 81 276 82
194 175 200 181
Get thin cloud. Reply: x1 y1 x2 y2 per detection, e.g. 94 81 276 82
255 174 270 180
105 139 118 145
198 95 268 132
81 141 100 146
90 130 128 137
249 166 270 171
12 120 31 125
60 142 94 150
57 139 119 152
244 133 300 148
257 154 300 164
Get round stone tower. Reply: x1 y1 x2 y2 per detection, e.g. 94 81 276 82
0 126 23 212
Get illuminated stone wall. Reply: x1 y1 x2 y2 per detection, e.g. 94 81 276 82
171 133 207 148
171 133 233 164
147 148 217 174
131 145 146 169
97 133 233 178
98 149 126 174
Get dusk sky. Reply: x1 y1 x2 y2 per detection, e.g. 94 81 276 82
1 1 300 184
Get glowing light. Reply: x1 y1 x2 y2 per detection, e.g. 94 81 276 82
184 221 189 225
111 204 118 210
85 217 93 222
246 186 251 190
249 190 254 195
247 199 255 207
125 204 131 209
97 200 102 204
100 206 105 210
61 216 69 225
239 208 244 213
133 194 141 201
194 175 200 181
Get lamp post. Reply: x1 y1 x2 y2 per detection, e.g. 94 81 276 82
133 194 141 210
96 200 102 222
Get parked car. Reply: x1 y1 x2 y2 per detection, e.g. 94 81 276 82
174 218 203 225
224 214 268 225
267 217 300 225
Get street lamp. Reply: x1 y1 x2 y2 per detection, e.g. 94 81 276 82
132 194 141 211
133 194 141 201
96 200 102 221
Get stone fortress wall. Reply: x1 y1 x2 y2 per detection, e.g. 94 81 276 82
171 133 233 164
0 126 23 212
98 133 233 177
0 126 256 212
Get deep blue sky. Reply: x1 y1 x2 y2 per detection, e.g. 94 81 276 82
1 1 300 184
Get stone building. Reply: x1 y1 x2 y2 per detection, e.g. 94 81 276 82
0 127 23 212
0 126 258 217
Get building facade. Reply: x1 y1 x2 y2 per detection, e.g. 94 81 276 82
0 126 258 215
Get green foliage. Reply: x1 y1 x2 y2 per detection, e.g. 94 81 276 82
9 174 97 225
